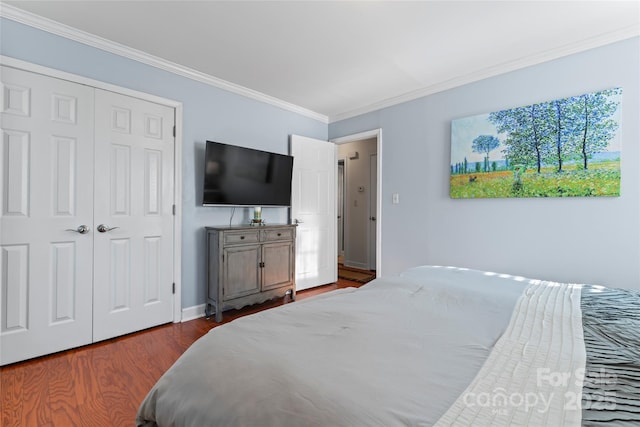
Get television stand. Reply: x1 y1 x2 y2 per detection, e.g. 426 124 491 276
204 224 296 322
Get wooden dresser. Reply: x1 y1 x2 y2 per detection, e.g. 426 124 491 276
205 224 296 322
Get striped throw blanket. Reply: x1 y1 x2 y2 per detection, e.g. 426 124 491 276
581 285 640 425
436 281 640 426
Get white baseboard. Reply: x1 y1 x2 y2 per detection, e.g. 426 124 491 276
344 260 369 270
181 304 206 322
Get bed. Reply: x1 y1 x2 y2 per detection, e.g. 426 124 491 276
136 266 639 426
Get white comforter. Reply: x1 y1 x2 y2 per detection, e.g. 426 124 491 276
435 275 585 426
137 266 583 426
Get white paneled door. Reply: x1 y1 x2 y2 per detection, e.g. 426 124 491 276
92 89 175 341
291 135 337 291
1 67 176 365
1 66 95 364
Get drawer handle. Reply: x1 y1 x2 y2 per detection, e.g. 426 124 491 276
240 236 245 240
277 233 281 237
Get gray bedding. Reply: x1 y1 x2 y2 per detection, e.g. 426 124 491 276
136 266 526 426
136 266 639 426
581 285 640 425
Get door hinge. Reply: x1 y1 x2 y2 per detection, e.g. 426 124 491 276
172 282 175 294
172 204 176 215
173 125 176 137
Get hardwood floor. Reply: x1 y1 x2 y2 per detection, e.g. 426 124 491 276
1 278 363 427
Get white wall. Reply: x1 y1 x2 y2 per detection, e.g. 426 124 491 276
330 37 640 290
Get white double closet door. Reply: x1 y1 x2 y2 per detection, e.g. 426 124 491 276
1 66 175 365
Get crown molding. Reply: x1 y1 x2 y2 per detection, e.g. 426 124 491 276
0 3 329 124
2 3 637 125
329 24 640 123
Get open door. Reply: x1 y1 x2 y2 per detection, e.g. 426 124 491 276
290 135 337 291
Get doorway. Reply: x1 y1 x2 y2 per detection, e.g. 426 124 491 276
289 129 381 290
332 130 381 278
337 159 345 262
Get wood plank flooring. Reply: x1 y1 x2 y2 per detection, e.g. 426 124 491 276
1 278 363 427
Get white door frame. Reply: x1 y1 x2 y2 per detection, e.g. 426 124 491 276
331 129 382 276
1 55 184 322
337 158 346 259
368 152 377 271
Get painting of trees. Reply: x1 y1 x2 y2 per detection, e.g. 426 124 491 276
573 90 621 170
450 88 621 198
472 135 500 172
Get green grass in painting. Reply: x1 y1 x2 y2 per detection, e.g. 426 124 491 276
450 161 620 198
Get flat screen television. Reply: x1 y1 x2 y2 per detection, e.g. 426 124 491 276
203 141 294 207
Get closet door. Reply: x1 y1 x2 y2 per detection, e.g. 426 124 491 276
1 66 94 365
92 89 175 341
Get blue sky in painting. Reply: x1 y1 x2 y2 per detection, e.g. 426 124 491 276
451 113 502 164
450 90 622 166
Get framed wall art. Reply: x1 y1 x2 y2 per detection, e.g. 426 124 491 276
450 88 622 198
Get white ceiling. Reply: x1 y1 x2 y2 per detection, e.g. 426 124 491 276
3 1 640 122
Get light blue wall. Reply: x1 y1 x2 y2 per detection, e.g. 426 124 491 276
4 16 639 303
1 18 327 308
330 37 640 290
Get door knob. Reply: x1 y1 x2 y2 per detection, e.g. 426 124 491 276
370 217 376 221
66 225 90 234
97 224 119 233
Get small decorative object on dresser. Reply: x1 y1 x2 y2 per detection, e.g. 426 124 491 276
205 224 296 322
251 206 264 225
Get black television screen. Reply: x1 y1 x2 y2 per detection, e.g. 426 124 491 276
203 141 294 207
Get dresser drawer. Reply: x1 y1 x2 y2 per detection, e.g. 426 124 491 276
262 228 294 242
224 230 260 245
